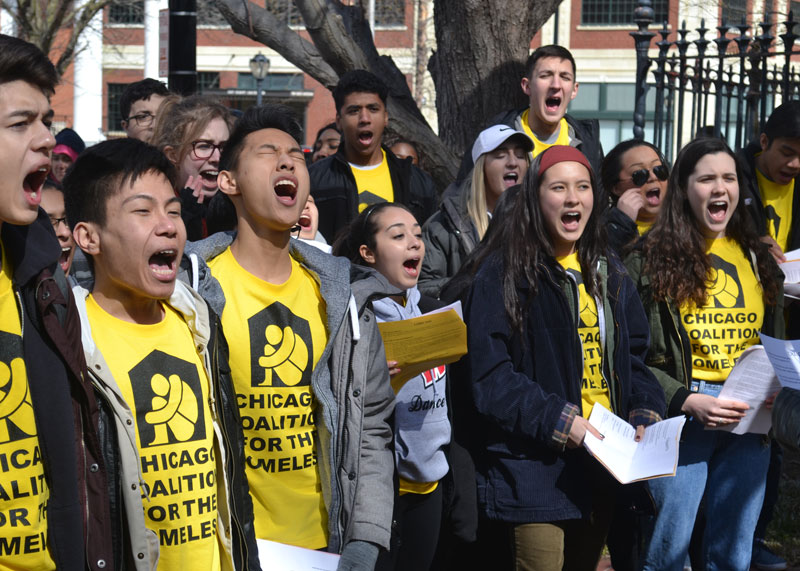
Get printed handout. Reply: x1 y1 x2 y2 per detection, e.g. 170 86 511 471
583 403 685 484
377 301 467 393
715 345 781 435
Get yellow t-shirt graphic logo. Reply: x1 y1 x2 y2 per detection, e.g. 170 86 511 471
248 302 314 389
146 373 200 445
130 350 206 447
0 356 36 443
707 256 745 309
259 324 310 387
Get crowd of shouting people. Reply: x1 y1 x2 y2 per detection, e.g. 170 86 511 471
3 31 800 571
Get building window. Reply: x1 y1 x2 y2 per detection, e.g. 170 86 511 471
790 0 800 20
570 83 656 149
721 0 748 25
238 73 304 91
107 83 127 133
109 0 144 25
581 0 669 26
198 72 221 93
375 0 405 27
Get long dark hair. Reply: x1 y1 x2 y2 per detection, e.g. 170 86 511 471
641 137 779 307
476 149 607 333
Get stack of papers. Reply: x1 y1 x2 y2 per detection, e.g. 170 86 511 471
377 301 467 393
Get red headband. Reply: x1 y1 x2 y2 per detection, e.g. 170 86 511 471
537 145 593 177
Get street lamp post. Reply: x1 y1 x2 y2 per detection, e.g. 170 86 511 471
249 53 270 106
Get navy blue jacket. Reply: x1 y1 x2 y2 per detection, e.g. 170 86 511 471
460 253 665 523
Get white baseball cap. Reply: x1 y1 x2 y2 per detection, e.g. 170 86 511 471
471 124 534 163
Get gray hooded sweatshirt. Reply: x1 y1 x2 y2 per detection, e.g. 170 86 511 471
372 286 451 485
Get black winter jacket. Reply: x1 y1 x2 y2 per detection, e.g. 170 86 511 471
1 210 115 571
309 146 438 241
461 252 665 523
456 110 605 183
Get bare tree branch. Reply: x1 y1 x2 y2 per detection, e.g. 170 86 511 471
214 0 338 85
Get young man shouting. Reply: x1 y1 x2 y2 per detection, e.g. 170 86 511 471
64 138 258 570
183 104 396 571
0 34 114 571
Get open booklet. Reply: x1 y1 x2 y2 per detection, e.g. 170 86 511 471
377 301 468 393
583 403 685 484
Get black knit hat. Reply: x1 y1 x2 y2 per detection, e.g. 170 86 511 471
54 128 86 158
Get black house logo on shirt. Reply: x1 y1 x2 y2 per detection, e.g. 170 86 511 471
765 205 781 242
0 331 37 444
130 350 205 447
248 301 313 388
708 254 745 309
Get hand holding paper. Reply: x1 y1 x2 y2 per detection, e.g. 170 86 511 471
583 403 685 484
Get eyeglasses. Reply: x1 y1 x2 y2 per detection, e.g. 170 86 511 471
623 164 669 187
191 140 225 160
125 112 156 127
49 216 68 229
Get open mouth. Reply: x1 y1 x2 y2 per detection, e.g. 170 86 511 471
503 172 519 187
545 95 562 113
561 211 581 231
357 131 374 147
148 249 178 280
199 170 219 188
274 178 298 205
644 187 661 206
298 214 312 229
59 247 73 273
708 201 728 222
23 167 49 206
402 257 420 277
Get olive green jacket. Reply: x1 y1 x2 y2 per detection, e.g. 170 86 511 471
624 247 784 417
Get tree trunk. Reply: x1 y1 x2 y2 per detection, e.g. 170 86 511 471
429 0 561 157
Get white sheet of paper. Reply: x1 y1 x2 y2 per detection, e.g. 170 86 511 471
716 346 781 434
782 248 800 262
421 300 463 320
779 260 800 284
256 539 340 571
760 334 800 390
583 403 685 484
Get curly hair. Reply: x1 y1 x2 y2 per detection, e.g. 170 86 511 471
641 137 779 307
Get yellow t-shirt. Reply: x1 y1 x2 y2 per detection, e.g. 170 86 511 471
351 149 394 212
755 167 794 252
0 244 55 569
85 296 220 570
520 110 570 157
557 253 611 417
679 238 765 383
208 248 329 549
636 220 654 236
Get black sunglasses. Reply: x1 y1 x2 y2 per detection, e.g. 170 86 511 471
624 164 669 187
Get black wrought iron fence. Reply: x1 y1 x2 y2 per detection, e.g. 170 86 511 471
632 0 800 161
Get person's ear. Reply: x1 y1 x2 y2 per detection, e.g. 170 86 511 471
218 170 239 196
760 133 770 152
520 76 531 97
570 81 579 101
73 221 100 256
358 244 376 265
163 145 178 165
121 119 129 131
